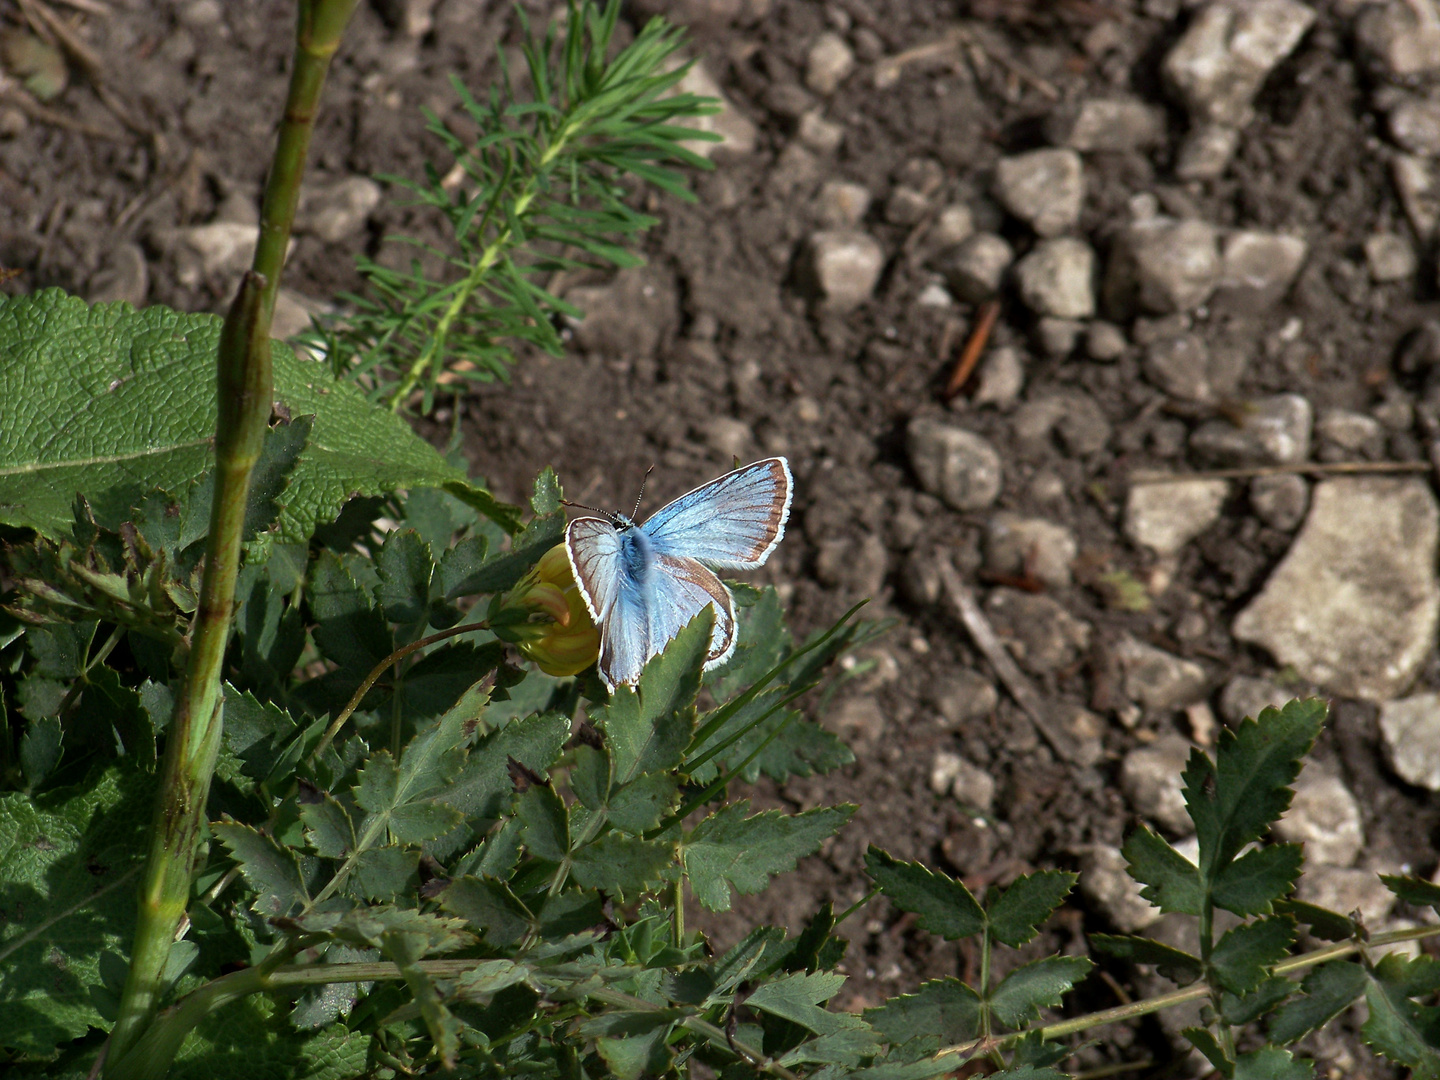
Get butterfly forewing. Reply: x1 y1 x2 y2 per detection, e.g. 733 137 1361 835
640 457 793 570
566 517 651 690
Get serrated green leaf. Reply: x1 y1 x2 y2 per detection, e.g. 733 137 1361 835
443 484 564 597
689 687 851 785
1211 916 1295 994
1269 961 1365 1044
864 977 981 1047
1187 699 1325 881
349 845 419 901
1089 933 1203 985
746 971 859 1036
167 991 369 1080
438 710 571 822
1212 843 1303 916
517 785 569 862
1382 873 1440 916
1272 898 1356 942
83 664 155 768
1233 1046 1314 1080
988 870 1077 947
0 291 464 541
18 715 62 788
1122 826 1203 915
1185 1027 1234 1077
579 1010 681 1080
308 552 392 675
213 821 310 917
778 1024 884 1067
440 875 532 946
685 801 854 912
299 791 354 858
390 641 503 725
0 768 150 1055
569 743 609 811
990 955 1092 1029
864 846 986 940
1365 965 1440 1077
375 528 434 625
571 833 673 900
1221 975 1293 1025
387 800 464 844
219 686 304 791
607 773 680 834
705 584 791 697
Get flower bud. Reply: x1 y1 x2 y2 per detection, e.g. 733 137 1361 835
490 544 599 677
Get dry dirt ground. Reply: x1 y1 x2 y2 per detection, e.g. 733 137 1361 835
6 0 1440 1074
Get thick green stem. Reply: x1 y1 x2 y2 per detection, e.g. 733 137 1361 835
104 3 357 1073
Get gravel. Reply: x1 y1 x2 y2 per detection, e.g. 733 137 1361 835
1014 237 1096 319
906 417 1004 511
994 148 1084 237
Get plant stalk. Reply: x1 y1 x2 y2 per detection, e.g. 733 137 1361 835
105 2 357 1072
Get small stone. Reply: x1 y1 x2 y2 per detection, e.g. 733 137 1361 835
671 60 758 157
1122 734 1196 835
1126 479 1229 556
797 110 845 154
985 513 1077 589
1317 409 1385 457
87 242 149 307
932 204 975 248
160 221 263 290
906 417 1004 511
0 105 26 139
805 31 855 95
899 548 942 606
1144 333 1212 402
1014 237 1096 319
565 267 676 359
801 230 885 311
1162 0 1316 126
1249 474 1309 531
1388 95 1440 155
373 0 439 36
885 186 930 226
1213 231 1308 314
830 695 886 746
1366 233 1417 282
270 287 324 341
1380 692 1440 789
1218 675 1293 726
698 416 751 460
1190 393 1313 466
932 671 999 727
769 143 820 196
986 588 1091 677
1297 865 1395 927
295 176 382 243
972 345 1025 407
1012 392 1111 456
179 0 223 27
1174 123 1243 181
930 751 997 812
994 148 1084 237
1047 96 1166 153
916 282 953 308
1080 844 1163 933
1356 0 1440 80
1275 769 1365 868
1105 217 1222 316
930 750 964 795
815 181 873 227
1035 317 1084 357
815 534 888 597
1086 321 1127 361
1234 478 1440 702
1393 154 1440 239
940 233 1014 303
1114 636 1209 712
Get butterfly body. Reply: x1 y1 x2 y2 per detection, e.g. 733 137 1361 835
565 457 793 691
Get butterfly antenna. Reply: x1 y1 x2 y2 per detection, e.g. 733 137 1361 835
631 464 656 520
561 499 609 516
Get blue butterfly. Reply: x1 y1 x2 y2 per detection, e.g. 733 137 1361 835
565 457 793 691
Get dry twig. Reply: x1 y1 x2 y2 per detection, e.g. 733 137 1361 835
943 299 999 401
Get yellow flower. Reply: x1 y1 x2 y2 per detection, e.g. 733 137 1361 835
491 544 600 677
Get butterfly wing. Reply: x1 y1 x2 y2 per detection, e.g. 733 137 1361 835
648 553 737 672
565 517 650 691
640 457 793 570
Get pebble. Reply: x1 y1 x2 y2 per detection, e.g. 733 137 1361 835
1213 231 1308 313
899 548 942 607
1014 237 1096 320
994 148 1084 237
1316 408 1385 458
1190 393 1313 466
932 671 999 727
986 589 1092 677
87 242 149 307
972 345 1025 407
1388 95 1440 155
906 417 1004 511
1079 844 1163 933
985 513 1077 589
698 416 752 460
1143 332 1213 402
805 31 855 95
1121 734 1196 835
915 282 953 308
1365 233 1417 282
815 180 873 227
1297 865 1395 927
565 267 675 359
940 233 1014 303
1217 675 1292 726
672 61 758 157
270 287 324 341
1355 0 1440 80
769 143 820 196
1086 320 1127 361
179 0 224 27
295 176 382 243
1105 217 1221 316
1162 0 1316 126
802 230 885 311
160 221 263 290
930 751 997 813
373 0 439 36
797 110 845 154
1012 392 1112 456
1114 636 1209 712
1275 769 1364 868
932 204 975 248
831 695 886 747
815 534 888 597
1392 155 1440 239
1234 478 1440 702
1249 474 1309 531
1047 96 1166 153
1379 692 1440 789
1125 478 1229 556
1174 123 1243 181
1035 317 1084 357
0 105 26 139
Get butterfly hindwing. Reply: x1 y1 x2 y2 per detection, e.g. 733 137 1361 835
648 552 737 670
640 457 793 570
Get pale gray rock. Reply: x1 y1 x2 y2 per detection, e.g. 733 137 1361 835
1080 844 1163 932
885 186 930 226
994 149 1084 237
1048 97 1165 153
915 282 953 309
1379 692 1440 789
769 143 820 196
1115 636 1209 712
1162 0 1316 126
1388 95 1440 156
1276 769 1364 868
932 204 975 248
1086 321 1127 362
1297 865 1395 927
1035 317 1084 357
296 176 382 243
815 534 888 598
1218 675 1292 726
671 60 758 157
940 233 1014 303
1233 478 1440 702
986 513 1077 589
930 752 997 813
158 221 265 291
1366 232 1418 282
1014 237 1096 319
797 110 845 154
815 180 873 227
1143 333 1212 402
698 416 752 460
1249 474 1309 531
899 548 942 607
1356 0 1440 80
932 671 1000 727
1190 393 1312 466
1125 478 1229 556
1317 408 1385 458
1174 123 1243 181
1012 392 1111 456
805 31 855 95
1393 154 1440 239
906 417 1004 511
802 230 885 311
270 288 325 342
1105 217 1221 316
831 695 886 746
88 242 149 307
986 589 1091 677
0 105 26 139
972 345 1025 408
1122 734 1196 835
1214 231 1308 313
565 267 676 358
